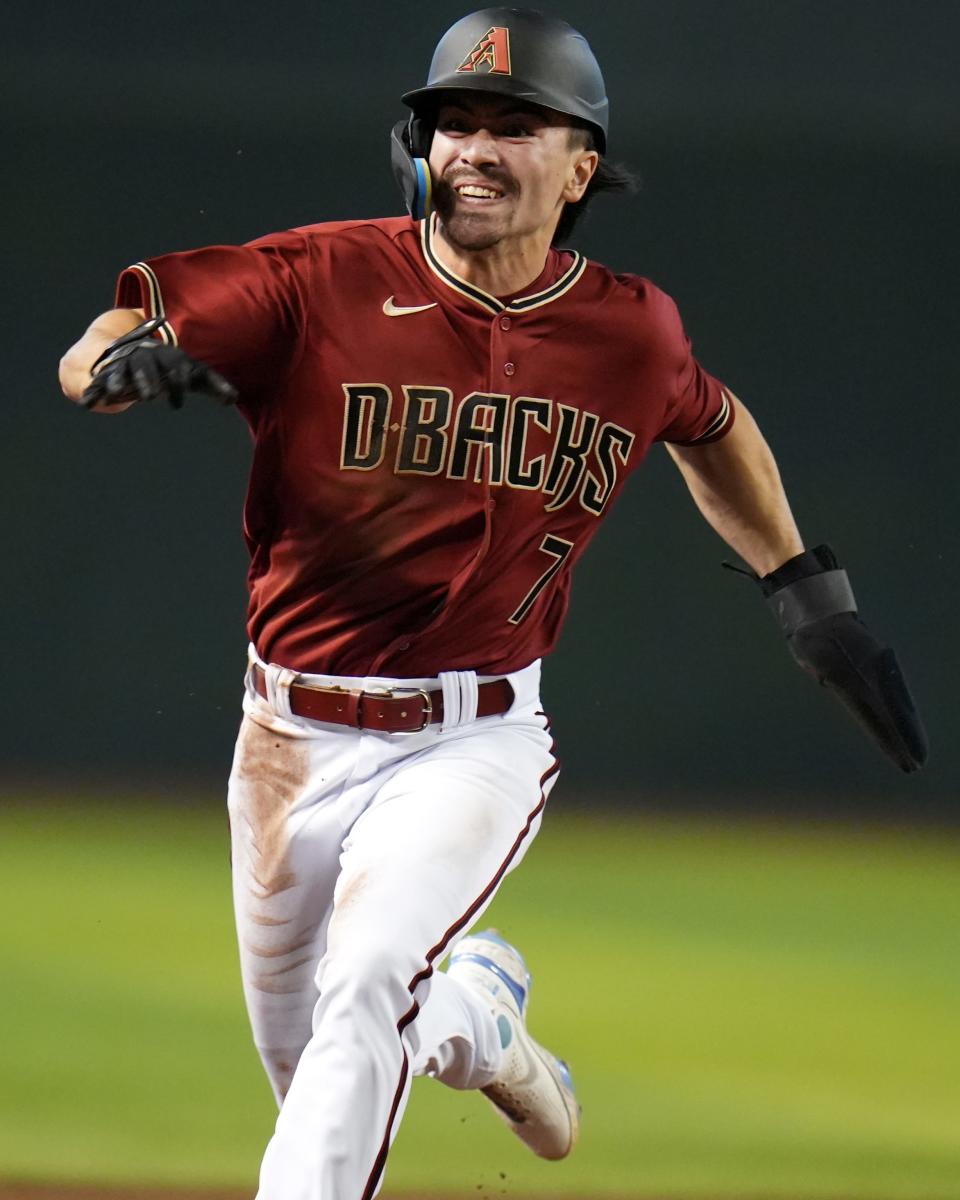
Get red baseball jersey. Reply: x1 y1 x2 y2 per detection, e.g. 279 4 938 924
115 215 734 677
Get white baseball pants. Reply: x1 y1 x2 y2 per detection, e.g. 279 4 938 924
227 651 558 1200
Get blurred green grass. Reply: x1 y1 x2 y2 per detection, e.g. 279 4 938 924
0 794 958 1197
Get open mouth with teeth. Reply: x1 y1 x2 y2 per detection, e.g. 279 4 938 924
455 183 506 202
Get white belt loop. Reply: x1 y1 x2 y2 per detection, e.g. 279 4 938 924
439 670 478 731
264 663 298 721
244 644 259 700
460 670 479 725
438 671 461 731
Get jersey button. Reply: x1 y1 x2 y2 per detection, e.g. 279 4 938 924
499 316 512 331
503 362 516 377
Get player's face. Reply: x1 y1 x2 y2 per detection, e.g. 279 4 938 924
429 95 598 252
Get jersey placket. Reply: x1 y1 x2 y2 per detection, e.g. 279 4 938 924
392 307 522 658
365 313 503 677
364 219 588 674
366 348 502 674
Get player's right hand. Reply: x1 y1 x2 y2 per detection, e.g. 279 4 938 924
80 323 237 410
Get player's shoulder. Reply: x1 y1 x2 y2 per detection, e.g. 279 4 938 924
578 257 684 341
253 215 416 251
242 217 419 275
293 214 414 240
580 257 679 312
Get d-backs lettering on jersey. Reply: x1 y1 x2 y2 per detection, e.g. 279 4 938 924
115 215 734 678
339 385 636 518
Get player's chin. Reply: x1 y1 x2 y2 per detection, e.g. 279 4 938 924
440 208 510 252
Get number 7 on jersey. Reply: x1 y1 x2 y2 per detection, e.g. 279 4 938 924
508 534 575 625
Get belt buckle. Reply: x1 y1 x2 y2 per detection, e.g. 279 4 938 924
375 687 433 734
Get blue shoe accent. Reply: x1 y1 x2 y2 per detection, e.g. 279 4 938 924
447 951 528 1013
556 1057 575 1093
462 930 533 990
496 1013 513 1049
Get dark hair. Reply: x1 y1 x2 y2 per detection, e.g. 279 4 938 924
554 125 640 245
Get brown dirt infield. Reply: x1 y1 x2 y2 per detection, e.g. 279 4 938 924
0 1188 521 1200
0 1186 666 1200
0 1188 447 1200
0 1188 688 1200
0 1189 517 1200
0 1186 889 1200
0 1191 679 1200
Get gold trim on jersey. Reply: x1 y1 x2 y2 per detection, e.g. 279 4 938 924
340 383 393 470
395 385 454 476
506 396 553 490
126 262 179 346
421 214 586 315
687 387 733 445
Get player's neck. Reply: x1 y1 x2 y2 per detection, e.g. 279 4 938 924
433 222 554 299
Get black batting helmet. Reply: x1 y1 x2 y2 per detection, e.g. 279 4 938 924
403 8 608 153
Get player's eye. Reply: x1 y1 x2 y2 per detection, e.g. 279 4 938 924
501 123 532 138
437 116 470 134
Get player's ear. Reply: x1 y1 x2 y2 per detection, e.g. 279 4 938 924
562 147 599 204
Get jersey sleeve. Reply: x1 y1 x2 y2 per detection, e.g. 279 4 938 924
114 230 312 400
652 294 736 446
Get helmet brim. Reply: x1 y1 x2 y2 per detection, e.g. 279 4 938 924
401 81 607 154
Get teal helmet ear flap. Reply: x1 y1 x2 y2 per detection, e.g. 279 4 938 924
390 114 434 220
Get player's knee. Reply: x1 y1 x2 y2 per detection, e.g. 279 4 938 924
316 937 417 1011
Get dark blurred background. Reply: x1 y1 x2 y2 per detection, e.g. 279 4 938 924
4 0 957 815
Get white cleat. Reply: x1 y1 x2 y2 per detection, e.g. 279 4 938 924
446 929 580 1160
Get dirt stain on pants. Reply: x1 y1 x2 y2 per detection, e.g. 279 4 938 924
231 717 314 993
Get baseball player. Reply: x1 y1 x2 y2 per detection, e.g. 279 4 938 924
58 8 927 1199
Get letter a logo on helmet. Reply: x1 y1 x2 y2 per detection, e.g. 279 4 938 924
456 26 512 75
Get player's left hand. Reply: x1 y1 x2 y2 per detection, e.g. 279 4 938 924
757 544 928 773
80 318 238 410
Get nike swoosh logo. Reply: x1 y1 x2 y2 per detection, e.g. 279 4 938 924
382 296 438 317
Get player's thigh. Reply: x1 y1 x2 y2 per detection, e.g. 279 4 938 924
325 715 557 975
228 715 352 1051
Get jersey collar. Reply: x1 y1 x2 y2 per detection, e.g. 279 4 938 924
421 214 586 316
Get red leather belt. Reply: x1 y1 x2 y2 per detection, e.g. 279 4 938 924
251 664 514 734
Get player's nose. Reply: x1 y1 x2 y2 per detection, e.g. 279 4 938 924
458 127 500 166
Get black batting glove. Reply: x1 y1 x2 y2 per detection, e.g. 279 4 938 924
755 545 928 773
81 317 237 410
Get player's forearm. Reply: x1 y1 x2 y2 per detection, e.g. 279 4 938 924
59 307 145 410
666 397 803 576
